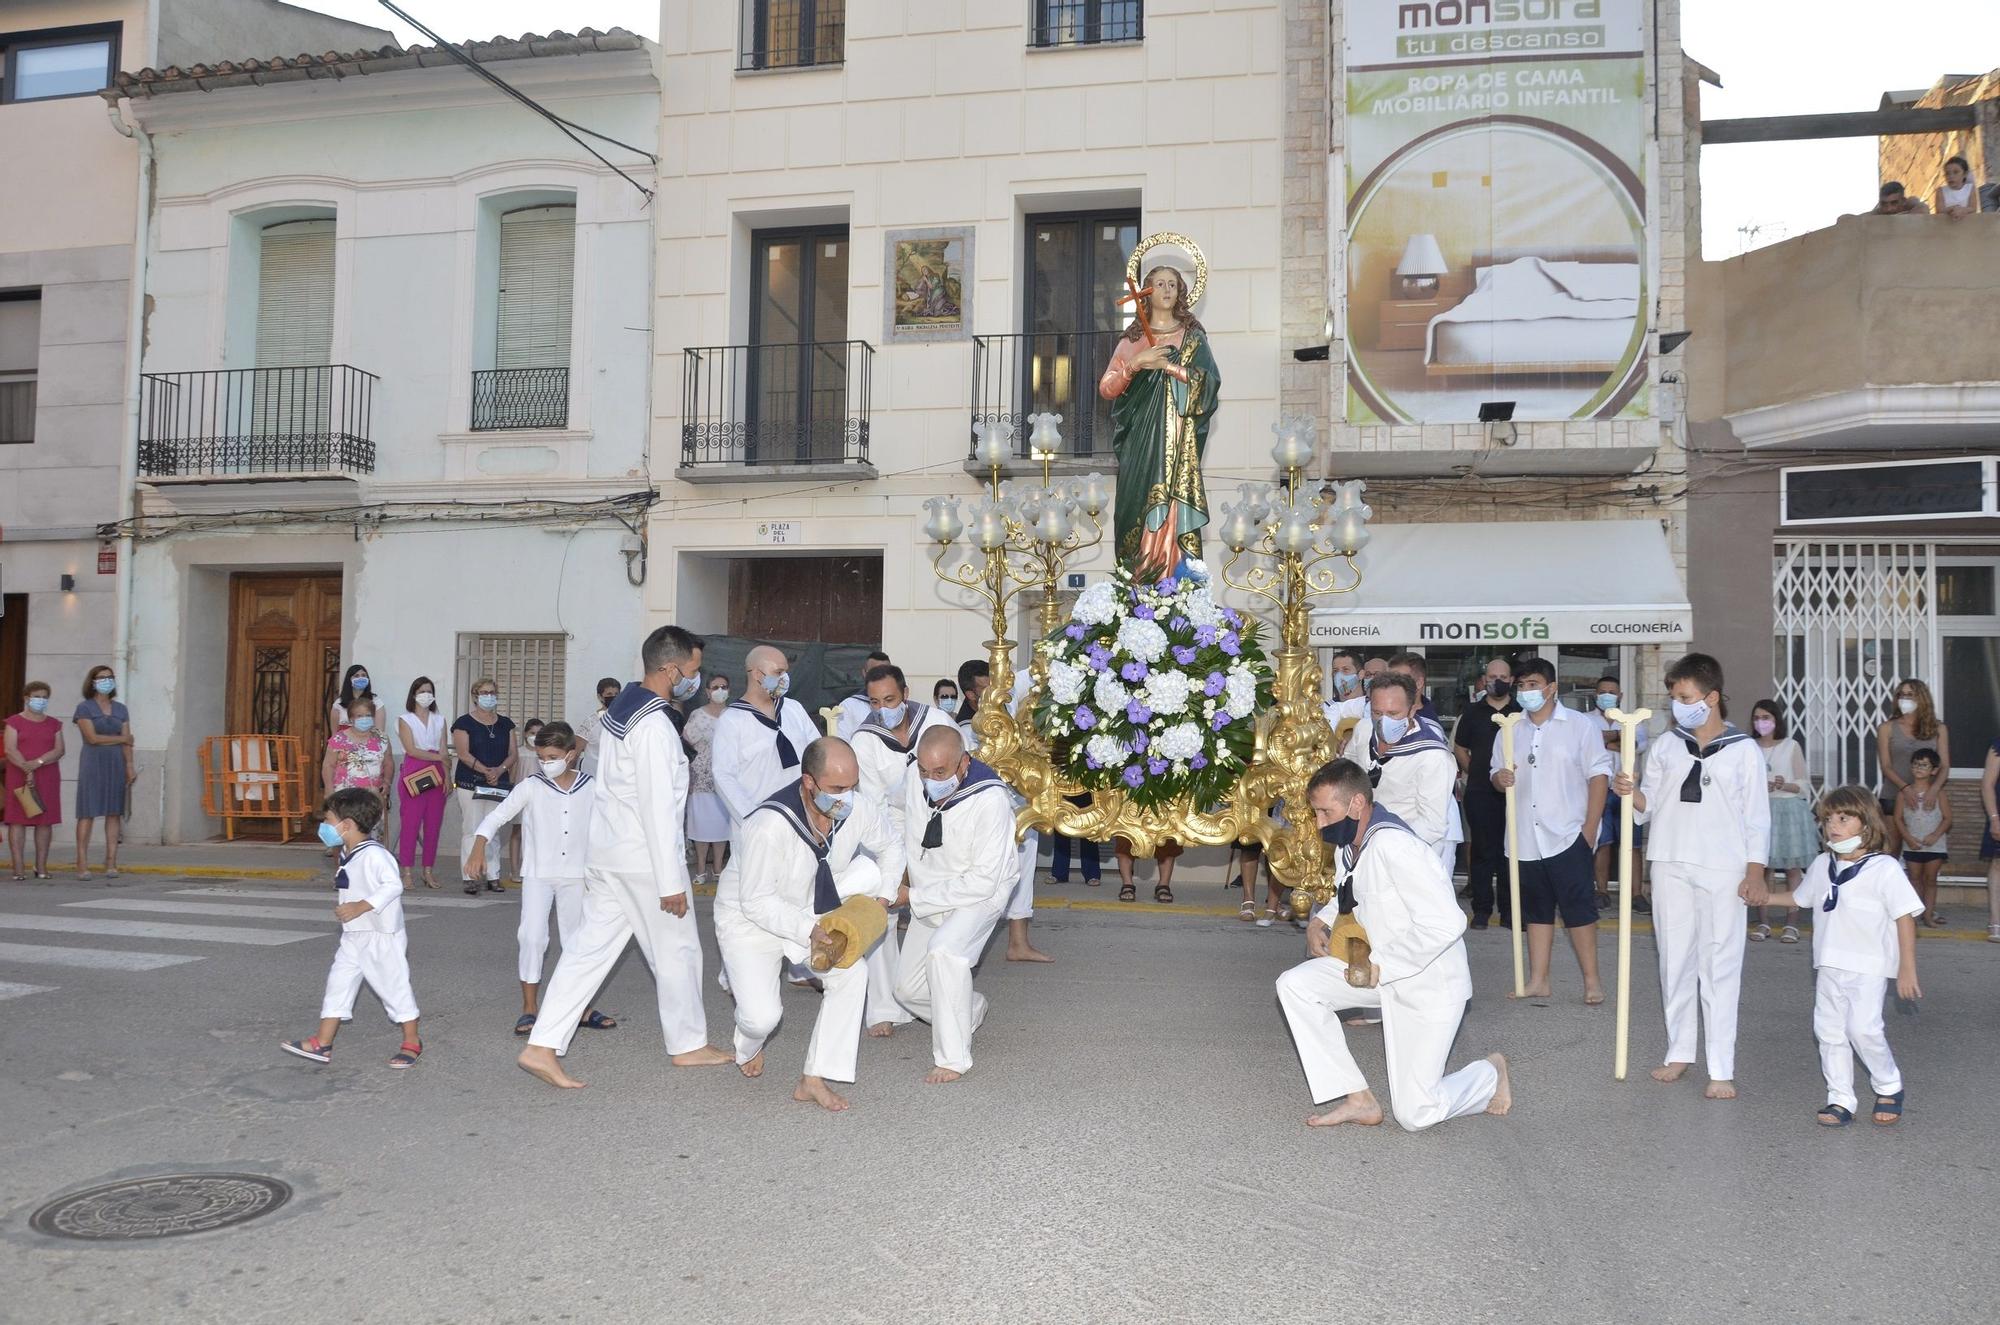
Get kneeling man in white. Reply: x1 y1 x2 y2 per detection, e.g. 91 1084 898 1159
715 737 903 1112
1277 758 1512 1131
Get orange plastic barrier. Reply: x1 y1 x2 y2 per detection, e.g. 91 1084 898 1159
200 734 312 842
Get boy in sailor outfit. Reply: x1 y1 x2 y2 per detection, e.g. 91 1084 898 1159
1275 759 1511 1131
517 627 731 1089
851 663 957 1035
715 738 903 1112
898 726 1017 1084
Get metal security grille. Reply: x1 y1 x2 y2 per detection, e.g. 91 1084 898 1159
457 633 568 726
1772 540 1938 791
1033 0 1143 47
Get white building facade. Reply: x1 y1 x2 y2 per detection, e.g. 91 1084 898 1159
113 30 659 844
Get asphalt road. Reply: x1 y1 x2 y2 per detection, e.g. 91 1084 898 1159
0 872 1994 1325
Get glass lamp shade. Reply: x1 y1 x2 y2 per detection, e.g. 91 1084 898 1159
1270 416 1316 471
1218 505 1256 552
970 501 1010 551
1033 504 1072 545
1273 511 1318 556
1080 471 1110 515
922 495 964 545
973 418 1015 468
1027 411 1064 457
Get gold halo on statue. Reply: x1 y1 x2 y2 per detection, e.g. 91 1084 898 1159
1126 232 1207 310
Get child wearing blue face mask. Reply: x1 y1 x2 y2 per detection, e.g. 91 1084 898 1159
283 788 422 1069
322 695 396 839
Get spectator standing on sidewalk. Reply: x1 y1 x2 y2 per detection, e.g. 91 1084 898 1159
1749 699 1812 945
1453 656 1520 929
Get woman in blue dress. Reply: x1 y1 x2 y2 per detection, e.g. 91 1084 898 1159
72 664 134 880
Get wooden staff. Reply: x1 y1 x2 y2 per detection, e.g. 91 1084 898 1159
1605 706 1652 1081
1493 711 1528 999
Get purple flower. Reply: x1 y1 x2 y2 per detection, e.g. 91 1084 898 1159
1086 753 1102 770
1195 624 1219 647
1190 754 1209 770
1219 630 1241 657
1126 700 1153 726
1128 731 1150 753
1147 757 1168 776
1087 643 1112 673
1065 623 1087 640
1074 705 1097 730
1157 577 1179 595
1212 710 1232 732
1120 660 1149 683
1172 645 1199 666
1170 615 1188 631
1122 765 1145 788
1133 604 1155 620
1223 608 1242 629
1203 671 1227 698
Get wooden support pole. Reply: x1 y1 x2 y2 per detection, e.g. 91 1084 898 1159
1494 711 1528 1000
1605 706 1652 1082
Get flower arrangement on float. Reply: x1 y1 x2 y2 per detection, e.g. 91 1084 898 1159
1033 560 1275 809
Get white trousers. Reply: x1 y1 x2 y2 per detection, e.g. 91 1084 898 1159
864 922 912 1027
519 875 585 984
895 902 1002 1073
1814 966 1901 1113
1275 956 1496 1131
320 930 419 1024
526 866 708 1057
1650 861 1747 1080
456 789 504 881
1006 829 1039 921
716 913 868 1082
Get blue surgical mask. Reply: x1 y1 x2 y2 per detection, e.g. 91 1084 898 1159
1595 693 1618 712
811 787 854 821
317 821 346 849
878 703 908 728
1377 714 1410 743
1320 818 1358 849
1517 689 1547 714
351 676 369 693
923 774 960 802
1333 672 1359 695
1671 698 1710 729
671 671 701 701
760 672 790 698
938 695 960 715
476 693 499 711
94 677 116 695
353 716 375 732
26 696 49 714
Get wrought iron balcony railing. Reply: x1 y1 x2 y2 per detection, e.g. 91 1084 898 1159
681 340 873 469
139 365 378 478
472 367 569 431
738 0 844 71
969 329 1122 461
1032 0 1143 48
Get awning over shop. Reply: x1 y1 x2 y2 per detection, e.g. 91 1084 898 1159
1309 520 1690 647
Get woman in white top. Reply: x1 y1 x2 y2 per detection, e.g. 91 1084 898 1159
331 663 372 733
395 676 450 889
1750 699 1812 944
1936 155 1978 218
683 674 732 884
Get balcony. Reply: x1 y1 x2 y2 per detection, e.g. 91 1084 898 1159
679 340 874 482
1698 214 2000 449
472 367 569 431
0 372 33 444
1031 0 1144 48
139 366 378 480
969 330 1121 474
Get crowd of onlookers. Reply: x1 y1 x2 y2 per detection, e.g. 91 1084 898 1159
1871 155 2000 217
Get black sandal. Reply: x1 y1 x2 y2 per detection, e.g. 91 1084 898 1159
1154 884 1174 904
1118 882 1136 902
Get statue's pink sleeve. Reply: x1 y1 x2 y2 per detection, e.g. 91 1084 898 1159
1099 337 1138 400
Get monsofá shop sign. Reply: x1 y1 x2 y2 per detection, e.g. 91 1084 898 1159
1310 607 1689 646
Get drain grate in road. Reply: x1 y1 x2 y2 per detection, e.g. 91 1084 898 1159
30 1173 291 1241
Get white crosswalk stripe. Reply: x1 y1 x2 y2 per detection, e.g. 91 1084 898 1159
0 980 59 1001
0 914 324 945
0 941 203 971
173 887 506 910
67 899 412 923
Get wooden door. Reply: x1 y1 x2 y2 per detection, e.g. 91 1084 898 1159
728 555 881 645
226 574 343 805
0 593 26 718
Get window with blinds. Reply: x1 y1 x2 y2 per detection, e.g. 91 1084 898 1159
457 633 569 726
255 219 335 367
496 206 575 370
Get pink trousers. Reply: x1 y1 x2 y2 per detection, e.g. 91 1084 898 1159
397 761 447 868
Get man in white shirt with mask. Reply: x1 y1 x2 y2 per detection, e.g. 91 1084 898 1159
1340 672 1456 869
712 645 823 830
834 651 891 741
1489 659 1613 1004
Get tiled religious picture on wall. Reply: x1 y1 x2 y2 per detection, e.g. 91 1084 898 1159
884 227 973 342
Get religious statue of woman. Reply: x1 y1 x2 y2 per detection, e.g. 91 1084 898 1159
1097 234 1221 581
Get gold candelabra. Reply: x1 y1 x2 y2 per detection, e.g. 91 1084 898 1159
922 414 1371 914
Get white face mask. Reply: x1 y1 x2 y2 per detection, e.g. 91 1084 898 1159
1670 698 1710 729
539 757 569 779
1896 697 1917 716
708 688 730 706
1827 834 1863 855
414 692 434 709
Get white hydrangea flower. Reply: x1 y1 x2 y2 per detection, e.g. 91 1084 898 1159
1180 588 1223 628
1092 672 1129 715
1046 658 1086 707
1072 580 1117 626
1085 732 1127 769
1115 615 1169 664
1143 668 1192 717
1182 558 1210 583
1223 666 1259 720
1153 722 1204 762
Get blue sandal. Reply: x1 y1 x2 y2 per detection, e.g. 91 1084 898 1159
513 1014 537 1036
579 1010 618 1030
1872 1090 1905 1126
388 1042 422 1069
1816 1103 1853 1127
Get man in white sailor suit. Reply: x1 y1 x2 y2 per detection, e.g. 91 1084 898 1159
715 737 904 1112
712 644 824 831
850 662 956 1036
898 725 1018 1084
1340 671 1459 874
834 650 892 741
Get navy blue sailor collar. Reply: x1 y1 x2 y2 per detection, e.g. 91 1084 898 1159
602 681 669 741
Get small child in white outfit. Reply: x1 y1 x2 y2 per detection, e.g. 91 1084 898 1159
1764 785 1922 1127
282 788 423 1068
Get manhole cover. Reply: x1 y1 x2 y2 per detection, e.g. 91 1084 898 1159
30 1173 291 1241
